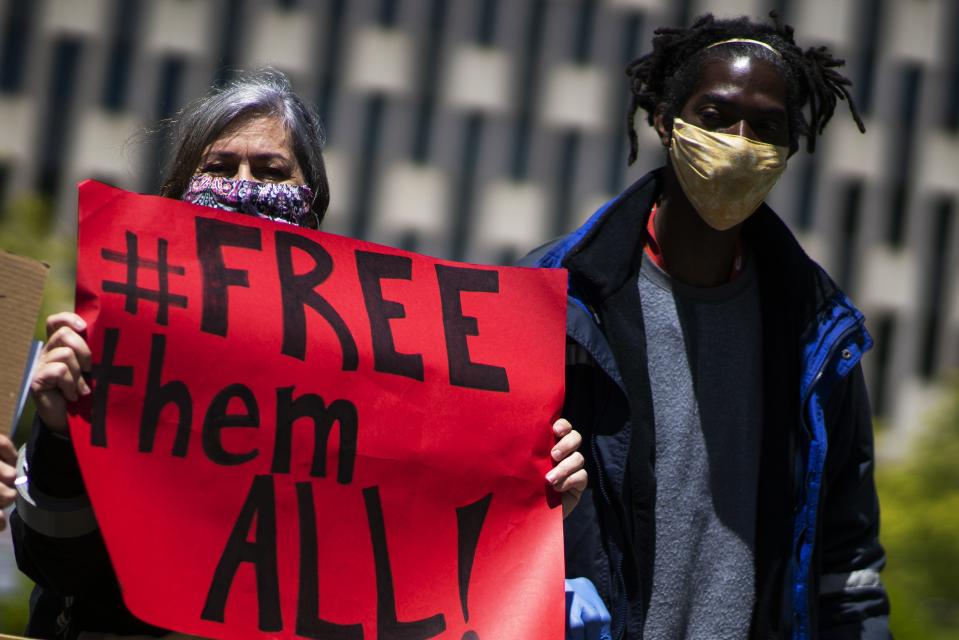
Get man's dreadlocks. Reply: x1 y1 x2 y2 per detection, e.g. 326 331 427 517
625 12 865 164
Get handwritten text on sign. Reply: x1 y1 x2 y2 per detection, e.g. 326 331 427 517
69 181 567 639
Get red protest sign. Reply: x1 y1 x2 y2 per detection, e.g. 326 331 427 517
68 181 568 640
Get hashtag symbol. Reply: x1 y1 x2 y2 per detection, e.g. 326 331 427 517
101 231 188 326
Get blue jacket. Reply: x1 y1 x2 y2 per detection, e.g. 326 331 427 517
521 169 890 639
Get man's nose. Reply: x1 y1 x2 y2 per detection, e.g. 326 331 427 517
729 120 756 139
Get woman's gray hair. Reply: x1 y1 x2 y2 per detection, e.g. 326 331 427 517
159 68 330 227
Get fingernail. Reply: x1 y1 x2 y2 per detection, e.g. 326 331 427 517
551 447 562 459
75 318 86 330
545 470 556 483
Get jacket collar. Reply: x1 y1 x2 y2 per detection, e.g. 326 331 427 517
560 170 661 302
553 167 840 333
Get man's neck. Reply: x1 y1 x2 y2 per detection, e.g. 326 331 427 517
654 167 743 288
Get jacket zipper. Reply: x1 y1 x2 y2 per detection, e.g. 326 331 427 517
798 311 863 436
791 315 862 638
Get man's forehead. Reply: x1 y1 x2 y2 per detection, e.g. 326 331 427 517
686 56 788 102
730 55 753 72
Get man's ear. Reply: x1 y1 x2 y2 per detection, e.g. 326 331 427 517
653 108 672 149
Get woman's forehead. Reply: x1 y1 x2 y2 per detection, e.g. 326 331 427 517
206 114 292 154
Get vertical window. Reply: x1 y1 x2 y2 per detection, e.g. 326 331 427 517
919 197 953 378
0 2 36 93
379 0 399 27
854 0 883 118
142 57 185 194
675 0 693 29
350 95 386 240
348 0 405 240
316 0 347 133
794 158 819 232
451 114 483 260
943 2 959 132
36 38 83 196
887 65 921 247
836 180 862 291
509 0 546 181
212 0 245 87
101 0 142 111
552 0 597 236
451 0 500 259
608 14 643 195
870 315 895 419
410 0 448 163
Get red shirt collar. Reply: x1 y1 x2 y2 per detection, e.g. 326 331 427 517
643 203 745 282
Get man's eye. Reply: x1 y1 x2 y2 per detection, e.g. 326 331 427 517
698 111 725 126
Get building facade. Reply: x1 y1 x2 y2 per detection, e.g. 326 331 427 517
0 0 958 451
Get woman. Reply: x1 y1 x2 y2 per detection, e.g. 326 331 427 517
11 69 586 639
0 435 15 530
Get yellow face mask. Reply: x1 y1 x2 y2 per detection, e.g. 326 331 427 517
668 117 788 231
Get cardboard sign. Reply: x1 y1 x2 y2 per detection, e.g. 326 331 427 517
0 251 49 436
69 181 568 639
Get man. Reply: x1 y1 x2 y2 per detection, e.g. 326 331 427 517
524 13 890 640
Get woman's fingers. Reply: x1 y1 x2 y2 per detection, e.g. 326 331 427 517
44 346 91 397
30 314 93 430
0 433 16 466
45 325 93 372
46 311 86 339
32 360 83 402
0 434 15 532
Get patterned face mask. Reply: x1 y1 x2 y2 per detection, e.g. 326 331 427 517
182 174 315 226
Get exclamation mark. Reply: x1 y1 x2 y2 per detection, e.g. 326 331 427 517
456 493 492 640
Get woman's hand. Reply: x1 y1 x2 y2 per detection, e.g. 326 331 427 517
30 312 93 433
546 418 587 519
0 433 16 531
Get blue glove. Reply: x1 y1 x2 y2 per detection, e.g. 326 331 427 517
565 577 612 640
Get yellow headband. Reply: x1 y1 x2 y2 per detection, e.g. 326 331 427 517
705 38 783 59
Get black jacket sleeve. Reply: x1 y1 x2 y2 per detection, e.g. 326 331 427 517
817 365 891 639
11 419 166 637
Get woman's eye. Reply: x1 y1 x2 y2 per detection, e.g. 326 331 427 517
259 167 289 181
202 163 230 175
